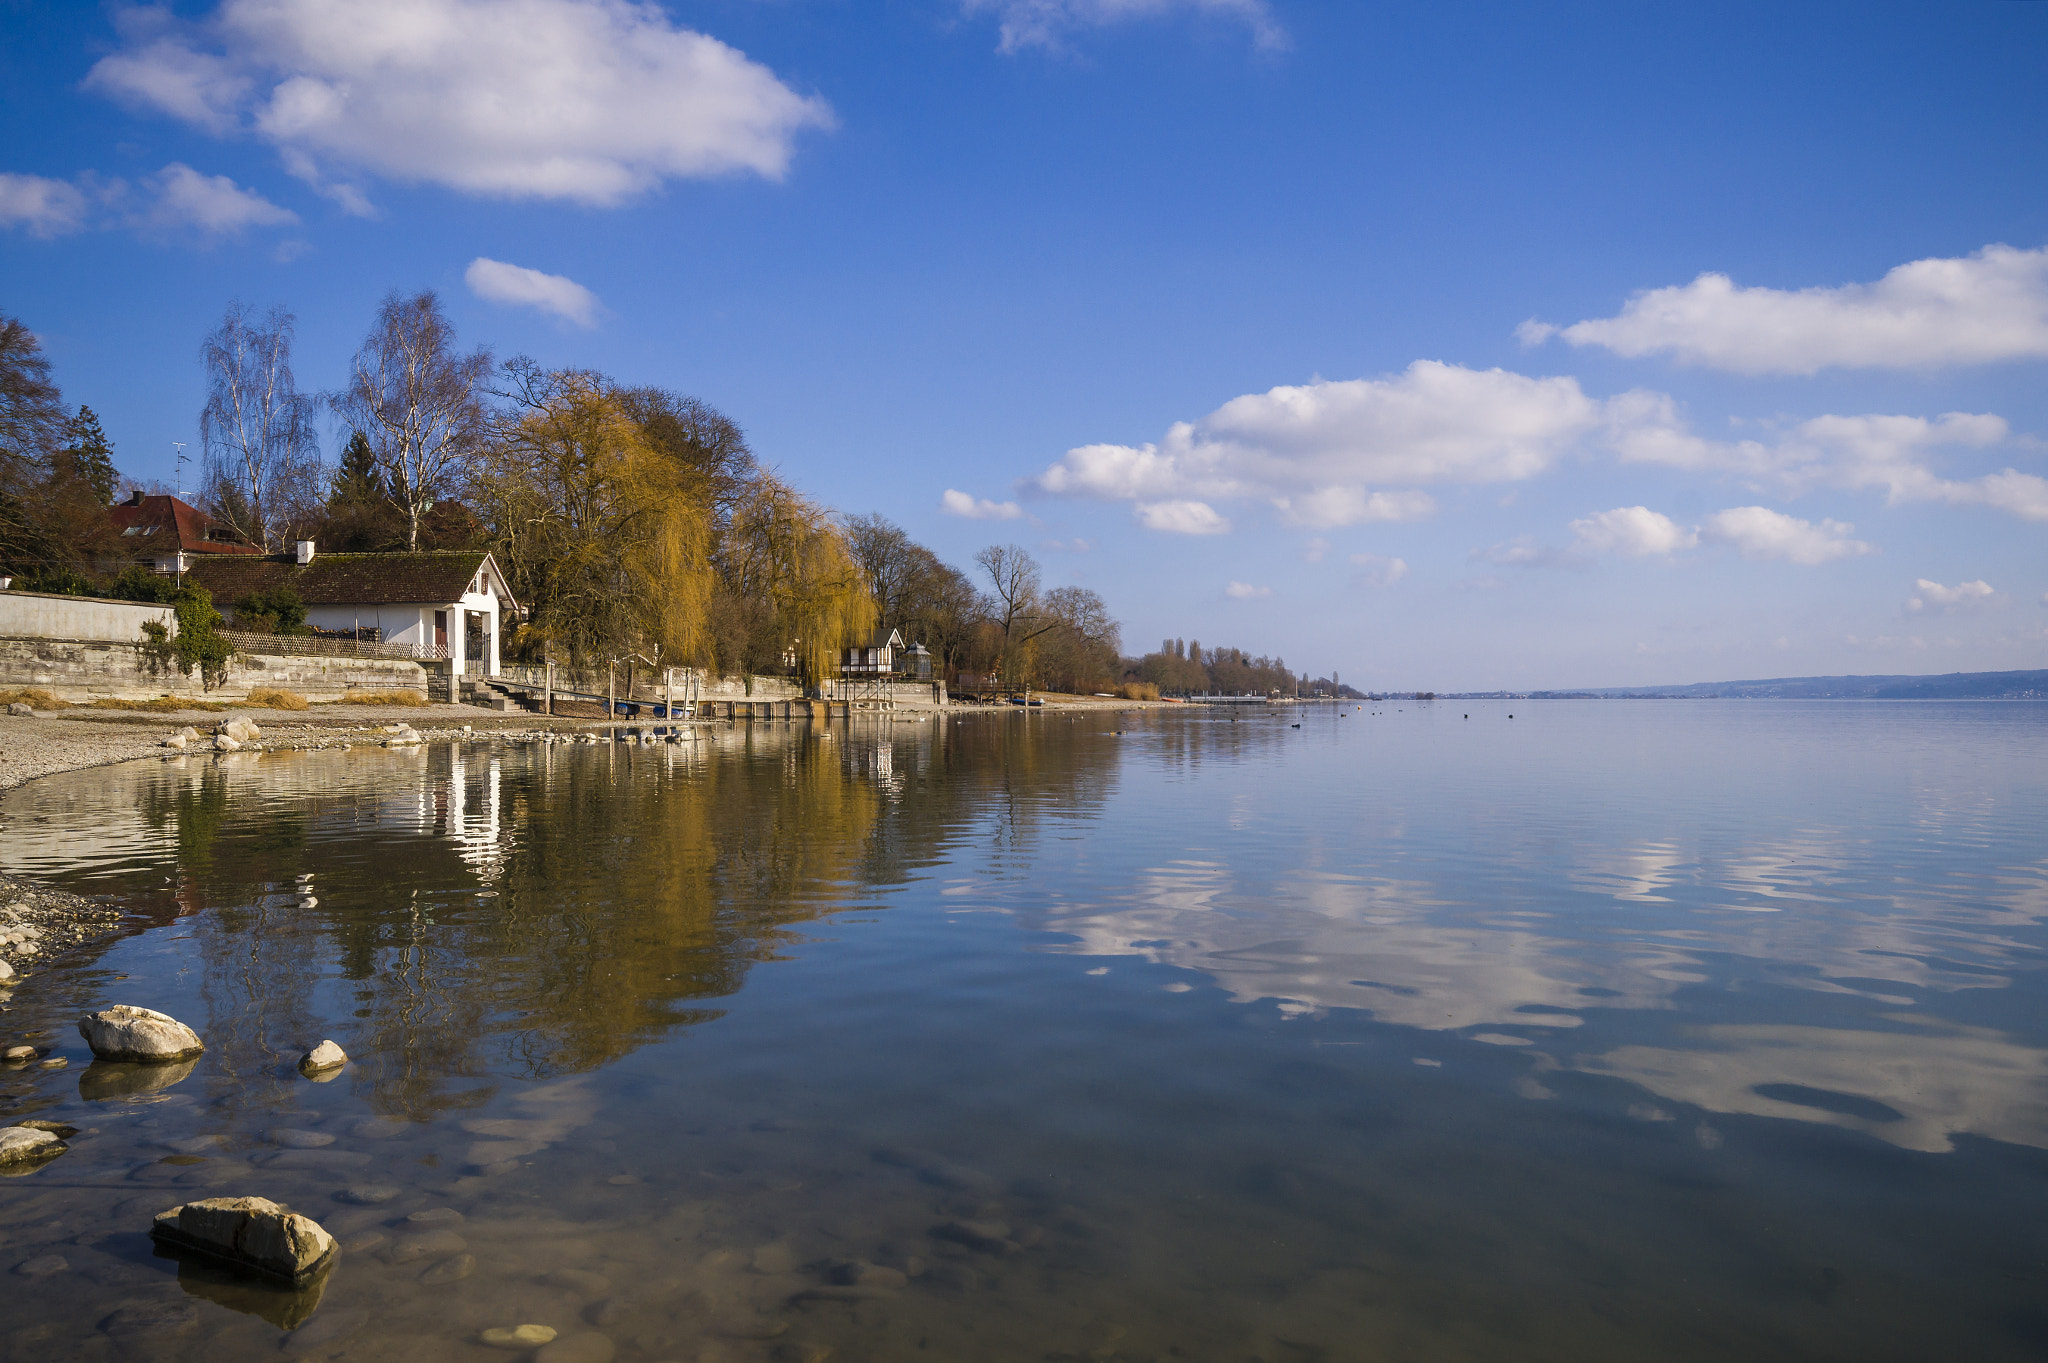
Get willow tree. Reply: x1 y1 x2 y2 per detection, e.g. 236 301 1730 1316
720 476 875 690
477 366 712 667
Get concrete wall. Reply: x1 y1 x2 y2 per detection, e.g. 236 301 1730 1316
0 591 175 644
0 637 428 702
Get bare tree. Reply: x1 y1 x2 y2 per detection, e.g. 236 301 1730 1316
974 542 1042 641
199 302 321 552
332 291 493 551
0 314 65 478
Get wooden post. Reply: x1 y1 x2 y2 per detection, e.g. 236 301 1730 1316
608 664 615 717
665 667 673 720
545 657 554 716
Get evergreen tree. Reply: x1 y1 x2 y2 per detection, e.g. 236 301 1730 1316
59 405 117 503
329 430 382 506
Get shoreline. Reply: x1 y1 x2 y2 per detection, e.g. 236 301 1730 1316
0 697 1173 989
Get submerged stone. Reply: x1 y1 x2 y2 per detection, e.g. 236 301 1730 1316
78 1005 205 1063
534 1333 616 1363
481 1324 559 1348
151 1196 337 1282
335 1183 403 1204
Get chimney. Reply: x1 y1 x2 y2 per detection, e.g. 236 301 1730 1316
127 489 146 506
296 540 316 565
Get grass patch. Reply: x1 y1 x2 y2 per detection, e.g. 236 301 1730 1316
336 688 429 708
245 686 309 711
88 696 229 713
1119 681 1161 701
0 688 71 710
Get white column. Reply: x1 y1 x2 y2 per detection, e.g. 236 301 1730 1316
451 606 466 677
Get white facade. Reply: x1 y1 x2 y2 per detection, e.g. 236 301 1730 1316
301 560 514 677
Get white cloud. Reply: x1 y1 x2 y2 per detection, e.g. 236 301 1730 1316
87 0 834 209
1700 507 1873 566
1522 243 2048 374
1906 579 1996 614
1609 399 2048 524
1347 553 1409 587
1028 361 1604 531
1569 506 1698 557
143 162 296 234
465 257 599 327
1301 537 1327 562
1134 499 1229 534
940 489 1024 520
1039 537 1093 552
961 0 1286 54
2 163 293 240
0 173 91 237
1471 537 1585 571
1224 581 1272 599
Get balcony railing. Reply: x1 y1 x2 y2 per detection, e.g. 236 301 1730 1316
223 630 448 662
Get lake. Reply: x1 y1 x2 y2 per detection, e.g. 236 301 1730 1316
1 701 2045 1362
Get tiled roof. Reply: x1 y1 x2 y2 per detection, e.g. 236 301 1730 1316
185 551 508 607
107 494 261 556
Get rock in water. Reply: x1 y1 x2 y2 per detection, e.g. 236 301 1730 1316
79 1005 205 1063
0 1126 66 1167
151 1197 337 1282
298 1039 347 1077
481 1325 558 1349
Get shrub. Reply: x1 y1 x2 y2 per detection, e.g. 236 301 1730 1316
338 688 428 707
245 686 309 711
231 586 309 636
1119 681 1160 701
0 688 69 709
139 583 234 691
107 565 177 604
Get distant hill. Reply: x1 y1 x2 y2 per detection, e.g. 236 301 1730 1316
1509 669 2048 700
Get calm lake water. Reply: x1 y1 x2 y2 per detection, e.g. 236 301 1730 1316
2 701 2046 1362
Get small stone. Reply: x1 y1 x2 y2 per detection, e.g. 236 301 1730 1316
340 1230 387 1253
348 1118 411 1140
482 1325 559 1348
930 1219 1018 1254
214 734 241 751
420 1252 476 1284
298 1040 347 1076
1 1044 32 1062
78 1005 205 1063
335 1183 403 1205
179 726 201 742
37 1056 65 1069
268 1127 335 1149
829 1261 908 1290
0 1126 66 1165
7 702 33 716
160 734 188 749
385 1228 467 1263
14 1253 67 1276
751 1243 797 1275
405 1206 464 1225
539 1268 612 1295
16 1120 78 1138
100 1297 201 1338
151 1196 336 1280
534 1332 617 1363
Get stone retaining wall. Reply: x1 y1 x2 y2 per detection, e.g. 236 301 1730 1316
0 637 427 702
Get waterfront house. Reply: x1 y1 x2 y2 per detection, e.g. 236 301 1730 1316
107 492 261 573
841 626 933 681
184 543 519 677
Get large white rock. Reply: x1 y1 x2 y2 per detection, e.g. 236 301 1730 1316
152 1197 336 1280
0 1126 66 1165
298 1039 348 1077
78 1005 205 1063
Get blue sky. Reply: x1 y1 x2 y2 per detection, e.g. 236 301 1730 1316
3 0 2045 689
